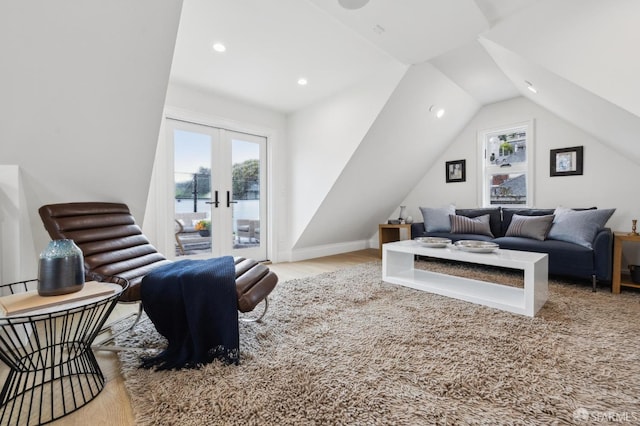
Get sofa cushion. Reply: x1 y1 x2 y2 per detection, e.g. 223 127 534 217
419 204 455 232
420 231 494 242
548 208 615 248
494 236 596 279
456 208 502 237
501 208 555 236
505 214 554 241
450 214 494 237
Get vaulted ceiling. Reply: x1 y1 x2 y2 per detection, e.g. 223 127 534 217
170 0 640 161
169 0 640 253
170 0 536 113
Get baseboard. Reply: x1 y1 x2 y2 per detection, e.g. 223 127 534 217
289 240 371 262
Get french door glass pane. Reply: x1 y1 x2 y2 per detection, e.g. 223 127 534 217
174 129 212 257
232 138 261 249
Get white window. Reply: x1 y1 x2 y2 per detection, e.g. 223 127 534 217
478 120 534 207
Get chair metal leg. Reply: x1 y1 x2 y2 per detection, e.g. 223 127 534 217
592 274 597 292
93 302 146 352
239 297 269 323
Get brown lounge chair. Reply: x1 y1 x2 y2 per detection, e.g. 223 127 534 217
38 202 278 341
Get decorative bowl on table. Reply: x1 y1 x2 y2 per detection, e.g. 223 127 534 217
453 240 499 253
414 237 452 248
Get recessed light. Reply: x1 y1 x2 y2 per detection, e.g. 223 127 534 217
525 80 537 93
297 78 308 86
212 43 226 53
338 0 370 10
429 105 445 119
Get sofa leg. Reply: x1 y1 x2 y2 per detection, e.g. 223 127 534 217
592 275 597 292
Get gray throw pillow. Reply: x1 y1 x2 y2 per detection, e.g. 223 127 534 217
420 204 455 232
449 214 494 237
505 214 554 241
547 208 615 248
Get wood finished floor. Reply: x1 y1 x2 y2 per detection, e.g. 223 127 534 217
48 249 379 425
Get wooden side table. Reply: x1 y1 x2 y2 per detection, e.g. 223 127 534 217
378 224 412 258
612 232 640 294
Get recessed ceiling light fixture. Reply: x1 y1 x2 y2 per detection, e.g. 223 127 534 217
338 0 370 10
212 43 226 53
525 80 537 94
297 78 308 86
429 105 445 119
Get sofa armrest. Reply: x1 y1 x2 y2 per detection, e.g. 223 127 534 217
593 227 613 282
411 222 425 239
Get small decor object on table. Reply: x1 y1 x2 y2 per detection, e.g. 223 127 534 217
453 240 499 253
398 206 407 222
630 219 638 236
38 239 84 296
414 237 451 248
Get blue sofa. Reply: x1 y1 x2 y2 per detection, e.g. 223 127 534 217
410 207 613 290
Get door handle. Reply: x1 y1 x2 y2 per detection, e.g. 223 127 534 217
206 190 220 208
227 191 238 208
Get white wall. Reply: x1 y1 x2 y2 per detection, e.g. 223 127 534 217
0 0 183 273
290 62 480 260
0 166 37 282
402 96 637 234
147 82 288 261
286 62 407 253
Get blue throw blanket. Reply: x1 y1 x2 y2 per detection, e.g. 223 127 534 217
140 256 239 370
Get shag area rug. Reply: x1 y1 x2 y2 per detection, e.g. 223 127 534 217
116 260 640 425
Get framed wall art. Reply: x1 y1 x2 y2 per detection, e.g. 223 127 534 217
550 146 583 177
446 159 466 183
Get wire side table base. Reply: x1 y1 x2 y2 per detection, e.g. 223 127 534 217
0 279 124 425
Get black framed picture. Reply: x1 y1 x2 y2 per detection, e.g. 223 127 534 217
445 159 466 183
550 146 583 176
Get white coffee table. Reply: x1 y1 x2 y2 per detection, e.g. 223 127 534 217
382 240 548 317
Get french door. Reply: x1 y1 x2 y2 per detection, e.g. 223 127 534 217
168 118 268 261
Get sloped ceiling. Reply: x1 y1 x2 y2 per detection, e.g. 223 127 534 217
293 63 480 249
480 0 640 164
168 0 640 255
307 0 489 64
170 0 525 112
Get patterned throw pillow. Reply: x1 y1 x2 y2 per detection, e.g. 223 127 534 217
505 214 554 241
449 214 494 237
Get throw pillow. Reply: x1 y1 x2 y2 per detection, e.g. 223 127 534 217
547 208 615 248
420 204 455 232
449 214 494 237
505 214 554 241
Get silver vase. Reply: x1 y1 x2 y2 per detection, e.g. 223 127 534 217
398 206 407 221
38 239 85 296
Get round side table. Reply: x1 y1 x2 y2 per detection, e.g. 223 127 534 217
0 278 126 425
